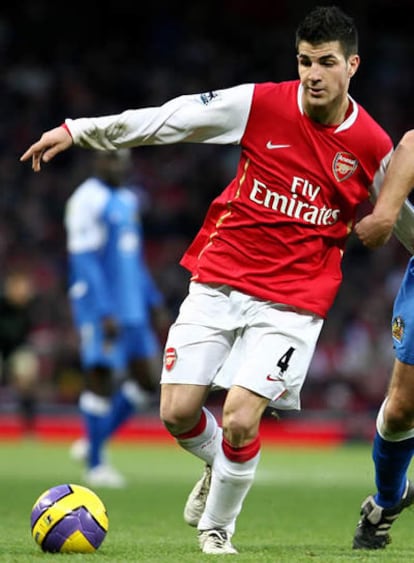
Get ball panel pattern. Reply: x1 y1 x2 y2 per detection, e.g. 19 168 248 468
42 506 107 552
31 484 72 527
31 484 108 553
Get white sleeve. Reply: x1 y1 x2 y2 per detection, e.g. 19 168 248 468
370 147 414 255
369 148 393 202
65 84 255 150
391 199 414 255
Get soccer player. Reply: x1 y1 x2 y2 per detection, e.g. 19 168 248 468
64 149 168 487
20 5 410 554
351 130 414 549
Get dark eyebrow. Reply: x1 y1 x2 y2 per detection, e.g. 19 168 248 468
319 53 338 61
297 52 339 62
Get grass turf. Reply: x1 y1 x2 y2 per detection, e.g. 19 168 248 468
1 440 413 561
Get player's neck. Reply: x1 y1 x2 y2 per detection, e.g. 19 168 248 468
305 97 350 126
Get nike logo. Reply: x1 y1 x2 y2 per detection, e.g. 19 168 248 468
266 141 291 150
266 374 284 382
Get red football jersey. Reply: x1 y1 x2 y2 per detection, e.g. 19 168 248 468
181 81 393 317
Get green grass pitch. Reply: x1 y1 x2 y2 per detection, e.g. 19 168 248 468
1 439 414 561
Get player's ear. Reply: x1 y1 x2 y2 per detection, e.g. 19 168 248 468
348 54 360 78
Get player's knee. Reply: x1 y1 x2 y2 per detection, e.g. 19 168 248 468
160 401 199 435
384 399 414 433
222 411 256 447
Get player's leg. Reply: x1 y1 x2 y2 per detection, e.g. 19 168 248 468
161 382 217 454
197 385 265 555
353 378 414 549
196 298 323 554
159 285 237 537
78 365 112 466
353 258 414 549
161 381 220 529
353 361 414 549
73 320 126 486
100 325 161 440
375 258 414 506
374 362 414 506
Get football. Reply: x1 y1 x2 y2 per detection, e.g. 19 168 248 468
30 483 109 553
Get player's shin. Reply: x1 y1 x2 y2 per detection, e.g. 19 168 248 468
198 435 261 536
176 407 222 465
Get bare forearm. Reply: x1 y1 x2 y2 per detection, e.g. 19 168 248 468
374 130 414 224
355 130 414 249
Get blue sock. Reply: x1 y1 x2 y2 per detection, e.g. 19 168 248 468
373 431 414 507
101 388 136 441
81 411 107 468
79 392 111 469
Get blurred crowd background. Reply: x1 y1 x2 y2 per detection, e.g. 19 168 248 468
0 0 413 436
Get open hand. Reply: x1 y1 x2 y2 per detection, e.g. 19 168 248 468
20 126 73 171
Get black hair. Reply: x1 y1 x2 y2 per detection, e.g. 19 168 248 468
295 5 358 59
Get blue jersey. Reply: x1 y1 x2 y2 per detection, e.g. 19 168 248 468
65 177 163 327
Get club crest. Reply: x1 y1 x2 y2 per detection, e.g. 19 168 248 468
392 316 405 342
164 347 177 371
332 152 358 182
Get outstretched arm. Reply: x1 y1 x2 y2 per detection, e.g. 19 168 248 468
20 125 73 172
20 85 255 172
355 130 414 249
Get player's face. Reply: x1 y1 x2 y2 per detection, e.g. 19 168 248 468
297 40 360 125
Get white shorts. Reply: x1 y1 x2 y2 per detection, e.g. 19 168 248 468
161 282 323 410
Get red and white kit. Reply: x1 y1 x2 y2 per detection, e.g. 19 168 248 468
66 80 410 407
67 80 395 317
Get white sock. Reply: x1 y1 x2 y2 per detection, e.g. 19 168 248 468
198 445 261 536
121 380 152 410
79 391 111 415
377 397 414 441
177 407 222 466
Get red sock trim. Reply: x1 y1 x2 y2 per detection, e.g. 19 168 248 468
61 122 73 137
176 409 207 440
222 435 261 463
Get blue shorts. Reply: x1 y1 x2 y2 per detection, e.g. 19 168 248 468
78 321 159 371
392 256 414 365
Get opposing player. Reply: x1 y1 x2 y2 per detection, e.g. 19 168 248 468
21 5 411 554
64 149 168 487
352 130 414 549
